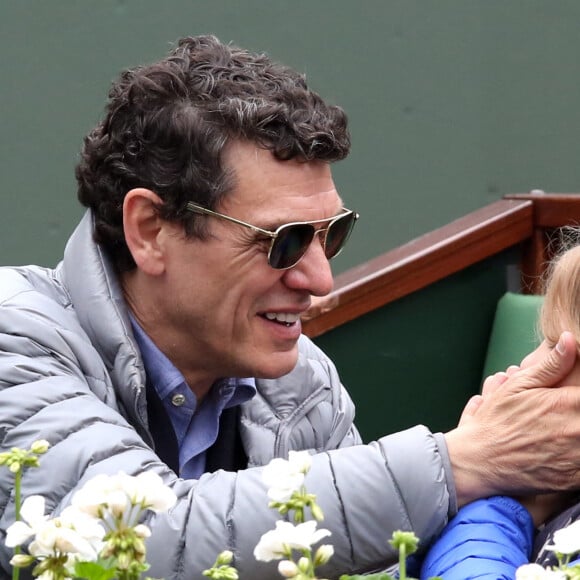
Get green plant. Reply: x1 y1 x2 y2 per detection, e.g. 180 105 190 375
2 442 176 580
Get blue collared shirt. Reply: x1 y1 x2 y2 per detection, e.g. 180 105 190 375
130 318 256 479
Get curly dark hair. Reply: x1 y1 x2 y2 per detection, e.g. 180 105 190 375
75 34 351 271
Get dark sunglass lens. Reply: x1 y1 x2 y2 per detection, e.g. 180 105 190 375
325 213 357 259
269 224 315 269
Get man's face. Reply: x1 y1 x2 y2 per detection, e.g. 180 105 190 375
156 141 344 383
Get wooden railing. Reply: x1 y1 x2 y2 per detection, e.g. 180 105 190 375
302 192 580 338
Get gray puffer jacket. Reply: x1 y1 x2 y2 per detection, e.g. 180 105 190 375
0 211 456 579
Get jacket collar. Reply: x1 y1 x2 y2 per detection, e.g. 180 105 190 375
61 210 149 433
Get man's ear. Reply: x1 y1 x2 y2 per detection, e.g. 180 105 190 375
123 188 167 276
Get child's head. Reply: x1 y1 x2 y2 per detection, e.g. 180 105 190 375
540 244 580 348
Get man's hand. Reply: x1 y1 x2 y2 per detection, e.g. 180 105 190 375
445 331 580 508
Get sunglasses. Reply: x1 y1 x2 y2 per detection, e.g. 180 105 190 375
186 202 359 270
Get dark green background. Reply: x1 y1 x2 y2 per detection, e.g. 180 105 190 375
2 1 578 438
2 1 580 270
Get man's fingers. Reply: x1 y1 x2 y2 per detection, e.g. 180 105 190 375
458 395 483 425
509 331 577 390
482 371 508 396
505 365 520 377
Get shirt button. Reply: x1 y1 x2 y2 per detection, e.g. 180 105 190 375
171 394 186 407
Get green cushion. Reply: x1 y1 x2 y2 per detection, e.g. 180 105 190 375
482 292 544 379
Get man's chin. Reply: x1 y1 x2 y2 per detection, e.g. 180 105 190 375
252 349 299 379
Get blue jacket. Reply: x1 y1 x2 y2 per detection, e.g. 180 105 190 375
420 496 580 579
420 496 534 579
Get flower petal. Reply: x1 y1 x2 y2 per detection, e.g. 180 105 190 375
20 495 47 525
5 521 34 548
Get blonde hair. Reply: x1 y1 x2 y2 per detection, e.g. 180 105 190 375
540 243 580 347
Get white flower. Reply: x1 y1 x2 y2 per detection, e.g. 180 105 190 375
287 520 331 551
105 489 132 519
253 523 288 562
71 472 176 525
5 495 48 547
72 473 134 519
59 506 106 547
545 520 580 555
123 472 177 512
262 452 312 504
29 519 100 561
287 451 312 474
71 473 119 517
516 563 566 579
5 493 106 564
15 505 104 561
253 520 331 562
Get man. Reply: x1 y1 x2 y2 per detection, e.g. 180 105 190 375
1 35 579 579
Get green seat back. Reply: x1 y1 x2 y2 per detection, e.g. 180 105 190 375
482 292 544 379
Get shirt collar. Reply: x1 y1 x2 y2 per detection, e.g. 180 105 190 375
130 316 185 398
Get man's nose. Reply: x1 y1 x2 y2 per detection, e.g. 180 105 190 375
282 235 334 297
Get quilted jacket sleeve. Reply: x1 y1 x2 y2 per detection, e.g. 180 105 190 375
420 496 534 580
144 426 453 578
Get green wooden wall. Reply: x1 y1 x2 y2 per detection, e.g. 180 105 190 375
2 1 580 271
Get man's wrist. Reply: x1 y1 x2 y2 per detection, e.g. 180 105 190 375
444 426 494 508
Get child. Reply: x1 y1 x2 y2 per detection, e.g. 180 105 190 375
421 244 580 579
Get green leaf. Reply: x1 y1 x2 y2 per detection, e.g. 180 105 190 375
73 561 117 580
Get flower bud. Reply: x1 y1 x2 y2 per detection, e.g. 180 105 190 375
297 557 310 573
100 543 114 559
116 552 131 570
30 440 50 454
314 544 334 566
390 530 419 554
10 554 35 568
133 537 147 557
216 550 234 565
9 462 20 473
134 524 152 539
278 560 299 578
294 509 304 523
311 504 324 522
223 568 239 580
